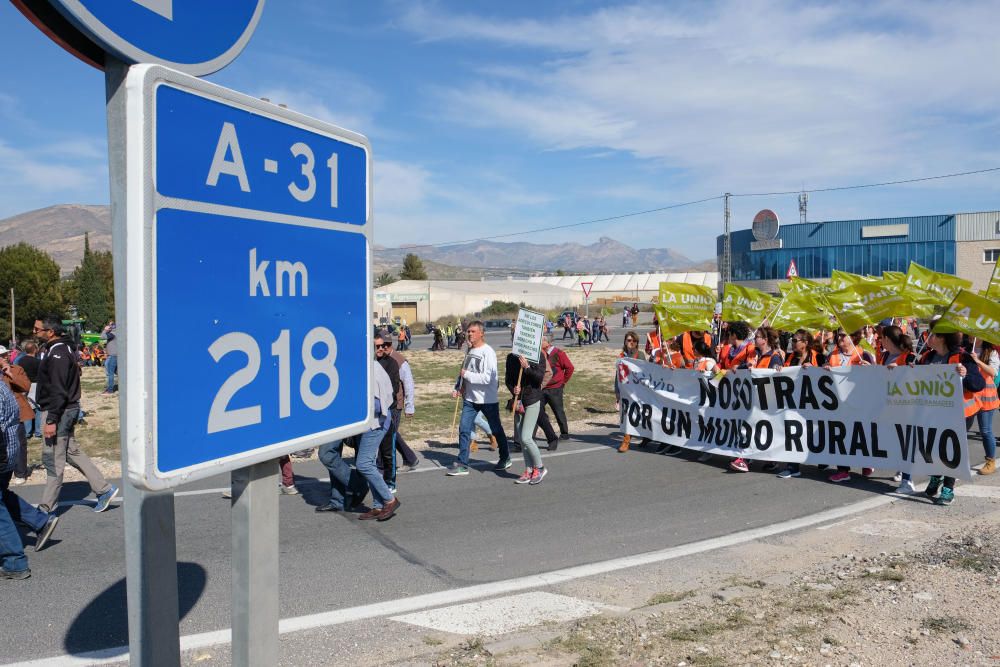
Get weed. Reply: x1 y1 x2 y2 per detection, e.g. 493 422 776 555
953 556 989 572
922 616 971 633
862 569 905 582
647 590 696 606
422 636 443 646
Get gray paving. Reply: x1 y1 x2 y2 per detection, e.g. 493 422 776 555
1 422 941 664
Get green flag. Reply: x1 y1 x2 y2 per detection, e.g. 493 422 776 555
824 280 912 332
656 282 716 338
903 262 972 319
882 271 906 288
769 290 834 331
789 276 832 294
829 270 871 291
721 284 779 328
986 258 1000 300
933 289 1000 347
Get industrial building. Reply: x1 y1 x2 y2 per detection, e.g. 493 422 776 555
717 210 1000 294
375 272 720 324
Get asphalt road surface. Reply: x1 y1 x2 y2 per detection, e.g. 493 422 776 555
7 417 991 665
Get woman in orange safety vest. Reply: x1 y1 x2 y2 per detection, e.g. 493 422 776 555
918 329 986 505
730 327 783 474
971 341 998 475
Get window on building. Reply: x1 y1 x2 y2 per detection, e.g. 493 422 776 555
986 248 1000 263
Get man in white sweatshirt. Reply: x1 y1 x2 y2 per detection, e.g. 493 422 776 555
447 321 510 475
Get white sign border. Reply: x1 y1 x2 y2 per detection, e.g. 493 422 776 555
124 64 374 490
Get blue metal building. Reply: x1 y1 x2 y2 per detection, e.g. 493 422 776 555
717 210 1000 293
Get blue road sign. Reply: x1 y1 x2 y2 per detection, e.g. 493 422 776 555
124 65 373 489
16 0 264 75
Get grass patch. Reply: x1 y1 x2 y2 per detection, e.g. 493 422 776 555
422 635 443 646
922 616 971 633
953 555 990 572
647 590 696 606
862 569 905 582
829 587 857 601
667 613 749 642
552 632 616 667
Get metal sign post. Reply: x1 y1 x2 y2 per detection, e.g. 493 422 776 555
231 462 279 666
106 57 181 667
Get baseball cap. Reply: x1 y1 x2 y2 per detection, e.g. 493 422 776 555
0 345 9 355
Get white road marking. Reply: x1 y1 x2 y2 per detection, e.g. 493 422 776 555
391 591 621 636
3 493 896 667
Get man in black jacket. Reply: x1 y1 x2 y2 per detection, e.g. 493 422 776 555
374 332 401 492
34 315 118 514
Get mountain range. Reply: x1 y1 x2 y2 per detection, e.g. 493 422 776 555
0 204 711 276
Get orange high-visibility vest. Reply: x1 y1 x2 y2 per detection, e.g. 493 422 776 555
827 349 868 367
919 351 981 418
721 341 756 370
755 350 783 369
681 331 712 367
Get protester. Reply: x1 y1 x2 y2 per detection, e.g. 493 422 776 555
825 331 876 483
971 340 998 475
879 326 918 491
2 346 33 485
730 327 783 473
616 331 643 453
374 333 403 492
505 352 549 485
920 329 985 505
386 333 421 473
776 330 828 479
101 321 117 395
448 321 510 475
16 341 41 447
538 335 574 444
316 361 400 520
0 354 58 554
718 321 756 370
562 313 574 340
1 381 32 580
34 315 118 514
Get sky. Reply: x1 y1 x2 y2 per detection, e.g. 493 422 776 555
2 0 1000 261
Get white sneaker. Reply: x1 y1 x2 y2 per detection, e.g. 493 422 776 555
12 477 26 486
897 479 917 494
892 472 903 482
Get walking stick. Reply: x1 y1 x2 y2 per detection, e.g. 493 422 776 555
451 349 470 438
511 367 524 414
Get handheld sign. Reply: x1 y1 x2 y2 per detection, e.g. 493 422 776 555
123 64 372 490
13 0 265 75
511 308 545 362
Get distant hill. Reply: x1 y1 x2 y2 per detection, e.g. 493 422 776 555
0 204 111 274
0 205 711 277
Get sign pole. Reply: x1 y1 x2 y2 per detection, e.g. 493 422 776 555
230 461 280 667
105 58 181 667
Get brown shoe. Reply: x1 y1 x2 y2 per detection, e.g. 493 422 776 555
489 434 498 451
980 457 997 476
471 440 479 453
358 507 382 520
618 434 631 453
377 498 400 521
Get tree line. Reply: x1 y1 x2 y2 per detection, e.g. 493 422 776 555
0 233 114 342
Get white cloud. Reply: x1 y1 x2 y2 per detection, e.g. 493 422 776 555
401 1 1000 199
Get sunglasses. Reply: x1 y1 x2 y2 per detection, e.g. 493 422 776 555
375 342 391 349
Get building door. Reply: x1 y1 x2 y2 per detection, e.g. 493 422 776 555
392 302 418 325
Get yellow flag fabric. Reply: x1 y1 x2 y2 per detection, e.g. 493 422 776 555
769 290 834 331
986 259 1000 300
933 289 1000 347
882 271 906 288
721 284 779 328
829 270 873 291
824 280 913 332
903 262 972 318
656 283 716 338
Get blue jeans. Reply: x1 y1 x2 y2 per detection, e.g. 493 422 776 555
105 355 118 393
457 401 508 466
980 409 997 459
355 424 392 509
474 411 492 436
317 441 354 510
0 488 28 573
1 471 49 533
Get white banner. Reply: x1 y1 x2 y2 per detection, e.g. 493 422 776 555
512 308 545 362
618 358 973 479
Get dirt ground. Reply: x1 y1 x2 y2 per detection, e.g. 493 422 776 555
421 496 1000 667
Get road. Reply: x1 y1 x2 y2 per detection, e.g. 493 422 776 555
7 415 992 666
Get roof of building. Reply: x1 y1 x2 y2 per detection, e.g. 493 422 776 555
526 272 719 291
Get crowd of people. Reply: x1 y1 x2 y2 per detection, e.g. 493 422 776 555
614 316 998 506
2 315 120 580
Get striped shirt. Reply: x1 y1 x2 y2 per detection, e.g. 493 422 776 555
0 381 21 473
